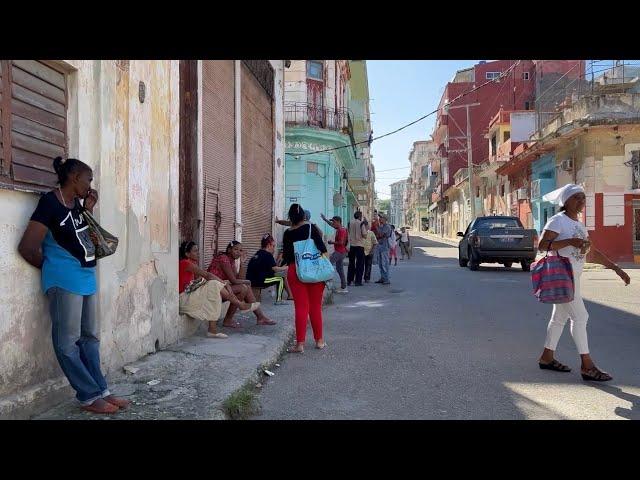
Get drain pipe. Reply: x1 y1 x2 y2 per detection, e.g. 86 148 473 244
234 60 242 242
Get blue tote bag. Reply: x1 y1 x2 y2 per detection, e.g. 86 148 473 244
294 224 335 283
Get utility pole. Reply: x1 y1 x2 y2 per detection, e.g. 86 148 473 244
445 102 480 224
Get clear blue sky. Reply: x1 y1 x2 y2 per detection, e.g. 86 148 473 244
368 60 479 199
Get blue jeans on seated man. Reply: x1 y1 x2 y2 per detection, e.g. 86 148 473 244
47 287 110 405
375 247 390 283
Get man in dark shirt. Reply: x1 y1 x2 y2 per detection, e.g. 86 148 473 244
246 234 292 304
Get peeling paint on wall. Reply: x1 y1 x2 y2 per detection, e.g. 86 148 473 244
0 60 181 419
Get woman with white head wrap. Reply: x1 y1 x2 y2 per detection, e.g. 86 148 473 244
537 184 630 381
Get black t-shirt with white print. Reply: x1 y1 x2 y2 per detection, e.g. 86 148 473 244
31 191 96 268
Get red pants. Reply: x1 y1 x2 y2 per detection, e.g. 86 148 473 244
287 263 325 343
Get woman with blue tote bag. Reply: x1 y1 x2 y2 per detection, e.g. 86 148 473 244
282 204 332 353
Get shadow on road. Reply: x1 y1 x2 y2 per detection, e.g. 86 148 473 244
588 384 640 419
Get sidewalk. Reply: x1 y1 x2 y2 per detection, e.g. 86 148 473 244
413 231 459 248
35 300 298 420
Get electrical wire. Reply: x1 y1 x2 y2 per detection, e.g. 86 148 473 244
375 166 411 172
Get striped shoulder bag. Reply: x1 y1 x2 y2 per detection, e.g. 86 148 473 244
531 246 575 304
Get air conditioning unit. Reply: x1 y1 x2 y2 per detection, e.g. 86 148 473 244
517 187 529 200
560 158 574 171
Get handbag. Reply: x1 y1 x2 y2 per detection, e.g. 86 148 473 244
294 224 335 283
82 210 119 259
531 247 575 304
184 277 207 294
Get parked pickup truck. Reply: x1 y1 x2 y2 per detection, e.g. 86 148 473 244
457 216 538 271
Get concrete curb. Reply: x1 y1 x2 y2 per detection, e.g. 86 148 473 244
414 232 459 248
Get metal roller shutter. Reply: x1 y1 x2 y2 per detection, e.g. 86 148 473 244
201 60 236 268
241 62 274 266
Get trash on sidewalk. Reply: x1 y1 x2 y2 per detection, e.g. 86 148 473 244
263 369 275 377
147 379 161 386
123 365 140 375
255 382 263 388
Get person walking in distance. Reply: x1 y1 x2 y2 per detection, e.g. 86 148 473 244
18 156 130 414
347 211 366 287
362 220 378 283
537 184 630 381
399 227 412 260
282 204 328 353
388 224 398 266
320 213 349 294
374 214 392 285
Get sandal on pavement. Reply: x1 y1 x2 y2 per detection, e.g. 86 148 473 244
257 318 277 326
207 332 229 339
581 367 612 382
240 302 260 313
315 342 327 350
287 345 304 354
539 359 571 372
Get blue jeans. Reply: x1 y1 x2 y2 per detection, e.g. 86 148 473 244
376 247 390 283
47 287 110 405
330 251 347 289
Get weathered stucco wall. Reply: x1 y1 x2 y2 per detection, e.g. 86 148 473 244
0 60 184 419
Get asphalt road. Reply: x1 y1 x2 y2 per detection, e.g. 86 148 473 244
252 236 640 420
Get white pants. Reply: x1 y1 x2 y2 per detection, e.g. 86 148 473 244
543 275 589 355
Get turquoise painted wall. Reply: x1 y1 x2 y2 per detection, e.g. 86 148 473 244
531 154 557 234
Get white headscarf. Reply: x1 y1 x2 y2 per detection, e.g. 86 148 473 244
542 183 585 207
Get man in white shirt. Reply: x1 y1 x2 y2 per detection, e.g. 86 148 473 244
399 227 411 260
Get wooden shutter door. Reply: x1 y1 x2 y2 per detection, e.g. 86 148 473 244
8 60 67 188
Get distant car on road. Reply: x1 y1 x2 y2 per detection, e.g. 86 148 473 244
457 216 538 271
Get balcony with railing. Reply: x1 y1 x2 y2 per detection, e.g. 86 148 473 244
285 102 351 133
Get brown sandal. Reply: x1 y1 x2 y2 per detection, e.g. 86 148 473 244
581 367 612 382
539 359 571 372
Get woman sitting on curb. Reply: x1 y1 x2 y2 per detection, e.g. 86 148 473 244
208 241 276 328
179 241 259 339
246 234 293 305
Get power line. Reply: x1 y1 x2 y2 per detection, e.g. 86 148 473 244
294 61 521 158
375 166 411 172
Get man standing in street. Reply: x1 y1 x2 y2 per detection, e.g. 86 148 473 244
347 211 366 287
375 214 392 285
399 226 412 260
362 220 377 283
321 213 349 294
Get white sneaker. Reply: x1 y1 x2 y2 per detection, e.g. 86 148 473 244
335 288 349 294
